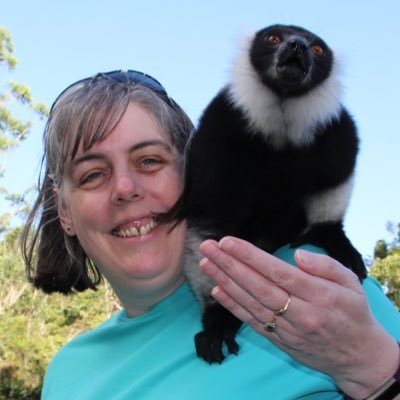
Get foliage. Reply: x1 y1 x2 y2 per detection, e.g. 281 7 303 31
0 186 34 234
369 222 400 308
0 27 48 161
0 364 41 400
0 229 121 398
0 26 48 236
0 27 17 69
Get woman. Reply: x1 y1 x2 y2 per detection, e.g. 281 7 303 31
21 70 400 399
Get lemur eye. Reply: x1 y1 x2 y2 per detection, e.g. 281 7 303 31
267 35 281 45
311 45 324 56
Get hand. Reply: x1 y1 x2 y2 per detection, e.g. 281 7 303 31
199 236 400 399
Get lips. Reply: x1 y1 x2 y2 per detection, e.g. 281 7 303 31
112 217 159 238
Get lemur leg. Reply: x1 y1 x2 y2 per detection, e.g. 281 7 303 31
195 298 242 364
184 228 243 363
293 175 367 280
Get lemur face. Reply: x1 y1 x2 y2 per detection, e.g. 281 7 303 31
250 25 333 97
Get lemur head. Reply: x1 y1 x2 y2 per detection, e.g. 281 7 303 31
250 25 333 97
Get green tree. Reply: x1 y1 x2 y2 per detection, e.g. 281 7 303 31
0 230 121 398
0 26 48 160
0 26 48 235
370 222 400 308
0 186 34 234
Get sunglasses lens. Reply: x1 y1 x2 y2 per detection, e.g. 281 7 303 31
105 70 167 95
51 69 170 112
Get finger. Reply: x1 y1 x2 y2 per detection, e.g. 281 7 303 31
201 237 326 302
200 256 287 321
200 238 292 289
207 265 325 355
199 241 292 311
294 249 362 292
210 285 270 328
211 285 303 349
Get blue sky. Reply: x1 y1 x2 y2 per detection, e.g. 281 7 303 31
1 0 400 260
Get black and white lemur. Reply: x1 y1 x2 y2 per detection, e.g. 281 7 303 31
163 24 367 364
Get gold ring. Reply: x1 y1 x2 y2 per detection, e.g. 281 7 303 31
263 294 292 333
275 294 291 316
263 314 278 332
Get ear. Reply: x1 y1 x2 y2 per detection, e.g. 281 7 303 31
53 186 76 236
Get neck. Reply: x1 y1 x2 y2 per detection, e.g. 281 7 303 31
110 275 186 318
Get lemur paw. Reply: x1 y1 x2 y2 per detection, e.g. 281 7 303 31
194 330 239 364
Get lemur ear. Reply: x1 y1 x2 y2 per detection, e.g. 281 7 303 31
53 186 76 236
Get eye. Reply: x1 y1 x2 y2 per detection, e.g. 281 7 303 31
267 35 281 45
138 157 164 171
311 45 324 56
79 170 105 188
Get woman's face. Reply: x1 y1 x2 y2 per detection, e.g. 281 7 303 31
58 103 186 307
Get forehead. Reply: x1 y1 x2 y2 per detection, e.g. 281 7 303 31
67 100 168 161
91 103 169 148
259 24 324 44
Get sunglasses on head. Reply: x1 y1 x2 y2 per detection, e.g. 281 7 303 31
50 69 172 112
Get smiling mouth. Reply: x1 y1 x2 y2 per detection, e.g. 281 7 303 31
112 218 159 238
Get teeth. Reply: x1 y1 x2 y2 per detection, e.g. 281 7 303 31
114 219 158 238
127 227 139 237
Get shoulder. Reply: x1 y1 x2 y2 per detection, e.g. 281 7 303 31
42 311 124 392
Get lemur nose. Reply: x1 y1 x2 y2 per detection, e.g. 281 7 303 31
289 37 308 55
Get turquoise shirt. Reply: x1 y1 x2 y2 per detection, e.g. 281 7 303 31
41 245 400 399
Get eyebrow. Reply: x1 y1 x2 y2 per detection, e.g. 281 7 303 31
70 139 173 168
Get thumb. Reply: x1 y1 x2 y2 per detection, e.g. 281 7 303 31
294 249 361 290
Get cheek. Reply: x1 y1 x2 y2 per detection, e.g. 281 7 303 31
156 170 182 207
68 194 109 232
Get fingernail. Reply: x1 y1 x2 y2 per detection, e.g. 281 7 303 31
211 286 222 299
296 249 312 265
219 237 235 250
199 257 208 268
199 240 217 256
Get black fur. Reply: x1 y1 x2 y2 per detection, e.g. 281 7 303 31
166 24 367 363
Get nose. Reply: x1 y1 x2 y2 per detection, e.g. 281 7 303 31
288 36 308 55
111 170 144 205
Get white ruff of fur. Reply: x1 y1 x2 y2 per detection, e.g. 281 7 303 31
304 174 354 225
228 33 343 149
183 228 217 310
